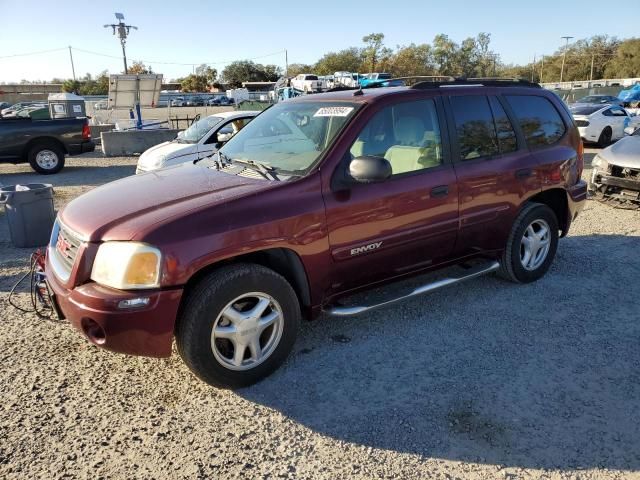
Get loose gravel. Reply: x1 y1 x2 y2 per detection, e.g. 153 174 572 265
1 150 639 480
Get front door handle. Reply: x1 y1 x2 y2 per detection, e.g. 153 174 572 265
515 168 533 179
430 185 449 198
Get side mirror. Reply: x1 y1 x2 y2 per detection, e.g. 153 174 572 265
624 126 637 136
349 156 392 183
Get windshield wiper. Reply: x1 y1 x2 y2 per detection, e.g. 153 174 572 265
231 158 280 181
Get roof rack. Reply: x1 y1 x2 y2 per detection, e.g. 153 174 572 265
411 77 541 89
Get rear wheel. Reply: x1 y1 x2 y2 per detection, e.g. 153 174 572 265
27 142 65 174
499 203 559 283
597 127 612 147
176 264 300 388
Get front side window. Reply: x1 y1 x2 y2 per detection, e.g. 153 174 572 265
220 101 359 175
348 99 443 175
178 116 223 143
505 95 566 147
450 95 499 160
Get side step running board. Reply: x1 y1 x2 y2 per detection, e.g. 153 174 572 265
324 261 500 317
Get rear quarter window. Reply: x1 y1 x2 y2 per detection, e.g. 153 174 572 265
505 95 566 148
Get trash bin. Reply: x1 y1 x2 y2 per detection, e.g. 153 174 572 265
0 184 55 247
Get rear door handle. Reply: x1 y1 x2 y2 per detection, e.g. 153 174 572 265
515 168 533 179
430 185 449 198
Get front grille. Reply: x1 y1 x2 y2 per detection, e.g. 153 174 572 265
55 224 82 271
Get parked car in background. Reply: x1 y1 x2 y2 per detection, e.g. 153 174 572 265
589 126 640 207
291 74 323 93
571 104 639 146
572 95 623 107
16 106 50 120
170 97 185 107
0 115 94 173
136 110 258 173
207 95 235 106
333 71 360 88
46 79 586 388
359 73 392 87
0 102 11 111
186 96 205 106
94 100 108 110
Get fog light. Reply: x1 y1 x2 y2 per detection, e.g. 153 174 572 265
118 297 150 309
81 318 106 345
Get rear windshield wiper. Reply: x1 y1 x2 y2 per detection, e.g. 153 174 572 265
231 158 280 181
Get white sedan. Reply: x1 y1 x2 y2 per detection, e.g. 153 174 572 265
570 104 639 146
136 110 259 174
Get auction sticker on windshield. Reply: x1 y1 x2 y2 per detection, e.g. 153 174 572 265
314 107 354 117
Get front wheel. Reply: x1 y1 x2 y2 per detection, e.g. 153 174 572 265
597 127 612 147
499 203 559 283
28 142 65 174
176 264 300 388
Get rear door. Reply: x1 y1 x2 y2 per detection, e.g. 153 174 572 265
444 93 541 255
322 96 459 293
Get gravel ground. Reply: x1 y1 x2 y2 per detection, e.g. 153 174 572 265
1 149 639 479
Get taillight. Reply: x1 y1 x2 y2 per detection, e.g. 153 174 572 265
576 139 584 179
82 123 91 140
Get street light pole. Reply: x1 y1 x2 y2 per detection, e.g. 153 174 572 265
559 36 573 83
104 13 138 74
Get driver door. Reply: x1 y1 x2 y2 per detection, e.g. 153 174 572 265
322 97 459 294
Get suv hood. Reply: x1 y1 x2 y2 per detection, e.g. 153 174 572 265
60 163 273 241
600 136 640 169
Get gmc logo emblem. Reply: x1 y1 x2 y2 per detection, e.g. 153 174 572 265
350 241 382 256
56 235 71 256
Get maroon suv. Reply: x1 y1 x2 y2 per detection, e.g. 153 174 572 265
45 79 587 388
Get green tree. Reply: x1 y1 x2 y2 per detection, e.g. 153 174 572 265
286 63 313 77
314 48 363 75
181 74 209 92
362 33 391 72
195 64 218 84
221 61 280 87
61 79 80 93
605 38 640 78
128 61 153 74
432 34 458 75
389 43 435 77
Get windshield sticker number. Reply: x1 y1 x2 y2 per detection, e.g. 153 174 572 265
314 107 354 117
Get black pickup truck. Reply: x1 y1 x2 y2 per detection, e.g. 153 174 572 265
0 116 95 174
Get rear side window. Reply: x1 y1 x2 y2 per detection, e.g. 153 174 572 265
450 96 499 160
488 97 517 154
505 95 566 147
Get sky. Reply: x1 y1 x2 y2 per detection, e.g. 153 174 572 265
0 0 637 83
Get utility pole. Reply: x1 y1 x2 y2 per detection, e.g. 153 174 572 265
540 55 545 83
285 49 288 77
104 13 138 74
68 46 76 81
590 53 595 81
532 54 536 82
559 36 573 83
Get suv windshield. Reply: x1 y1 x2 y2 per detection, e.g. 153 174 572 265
218 101 359 175
178 116 223 143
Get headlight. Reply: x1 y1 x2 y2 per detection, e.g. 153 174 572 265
91 242 162 289
591 155 608 170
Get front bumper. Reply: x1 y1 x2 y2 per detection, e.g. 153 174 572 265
45 253 183 357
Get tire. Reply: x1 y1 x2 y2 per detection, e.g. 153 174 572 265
499 203 559 283
597 127 612 148
27 141 65 174
176 263 300 388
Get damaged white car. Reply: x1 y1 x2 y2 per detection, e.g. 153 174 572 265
589 126 640 208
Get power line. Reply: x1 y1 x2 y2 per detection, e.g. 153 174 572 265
0 47 67 59
71 47 286 66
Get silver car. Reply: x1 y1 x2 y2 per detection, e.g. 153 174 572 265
589 126 640 208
